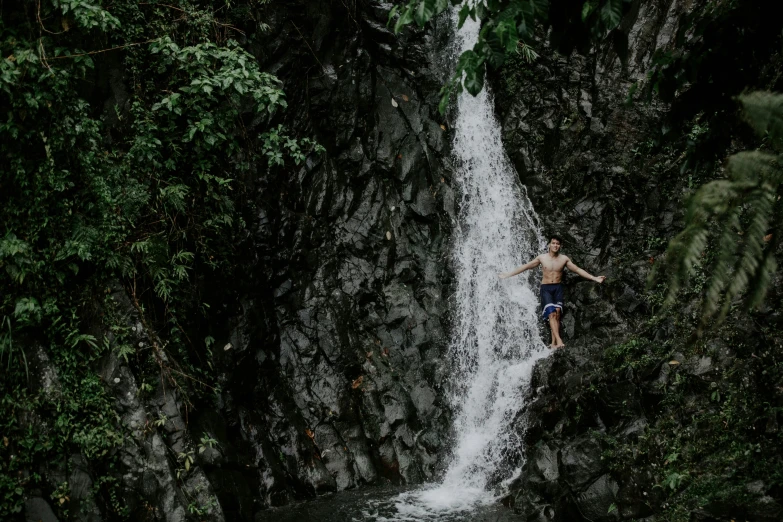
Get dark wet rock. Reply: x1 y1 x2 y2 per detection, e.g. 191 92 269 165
597 381 640 427
561 436 604 490
575 474 619 521
615 467 657 519
25 497 59 522
528 441 560 488
615 286 643 314
201 2 458 513
68 455 102 522
684 355 714 378
30 345 62 401
747 496 783 521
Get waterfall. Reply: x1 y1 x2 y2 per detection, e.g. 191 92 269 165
368 12 550 521
438 12 549 495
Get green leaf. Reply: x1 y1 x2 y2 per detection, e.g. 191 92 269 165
494 19 519 52
414 0 436 26
458 4 473 28
464 67 485 96
474 2 487 20
582 1 596 21
14 297 40 318
394 6 415 33
387 5 399 27
601 0 623 28
438 80 456 115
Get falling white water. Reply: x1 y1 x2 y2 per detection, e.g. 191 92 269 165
368 12 550 522
431 9 550 507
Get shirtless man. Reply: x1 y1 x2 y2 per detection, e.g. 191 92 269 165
499 236 606 348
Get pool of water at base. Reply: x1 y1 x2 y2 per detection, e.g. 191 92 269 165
255 484 525 522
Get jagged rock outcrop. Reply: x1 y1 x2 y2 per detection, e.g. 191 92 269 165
205 1 457 511
23 284 225 522
493 0 783 520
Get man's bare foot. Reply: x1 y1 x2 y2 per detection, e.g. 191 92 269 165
549 343 556 349
554 342 565 349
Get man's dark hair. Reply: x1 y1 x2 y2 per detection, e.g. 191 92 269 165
549 235 563 244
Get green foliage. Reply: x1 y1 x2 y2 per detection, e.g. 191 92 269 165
389 0 633 113
659 471 688 491
596 312 783 519
604 337 668 373
198 434 219 453
154 413 168 427
92 475 130 518
261 125 325 168
0 315 28 379
53 0 121 31
187 495 217 516
659 91 783 325
177 450 195 477
0 0 323 516
0 388 51 517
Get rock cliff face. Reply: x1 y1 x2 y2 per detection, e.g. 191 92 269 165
215 0 458 510
497 0 685 341
488 1 685 517
23 3 460 521
493 0 783 520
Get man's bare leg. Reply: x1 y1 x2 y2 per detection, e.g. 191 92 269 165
548 311 564 348
550 309 565 348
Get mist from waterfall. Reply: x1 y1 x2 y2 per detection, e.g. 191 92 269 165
366 12 550 522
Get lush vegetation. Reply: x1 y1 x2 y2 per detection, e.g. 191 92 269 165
390 0 634 112
600 313 783 521
0 0 321 517
661 92 783 326
647 0 783 324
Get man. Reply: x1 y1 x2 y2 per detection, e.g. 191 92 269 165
499 236 606 348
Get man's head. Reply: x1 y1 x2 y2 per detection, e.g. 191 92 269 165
548 235 563 254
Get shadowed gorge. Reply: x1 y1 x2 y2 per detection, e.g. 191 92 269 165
2 1 783 522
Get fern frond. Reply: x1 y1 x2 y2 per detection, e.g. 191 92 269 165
738 91 783 150
685 179 745 221
660 90 783 325
716 187 775 322
726 151 781 184
660 226 709 308
746 250 777 311
703 207 741 318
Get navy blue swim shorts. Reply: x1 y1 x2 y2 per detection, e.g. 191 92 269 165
540 283 564 321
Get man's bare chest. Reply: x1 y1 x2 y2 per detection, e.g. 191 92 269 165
540 256 567 272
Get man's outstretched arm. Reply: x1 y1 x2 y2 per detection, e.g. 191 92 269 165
565 258 606 283
499 257 541 279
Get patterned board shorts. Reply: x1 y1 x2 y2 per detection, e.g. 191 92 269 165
540 283 564 321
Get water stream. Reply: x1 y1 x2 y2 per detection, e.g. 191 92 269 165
264 11 549 522
362 12 550 521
